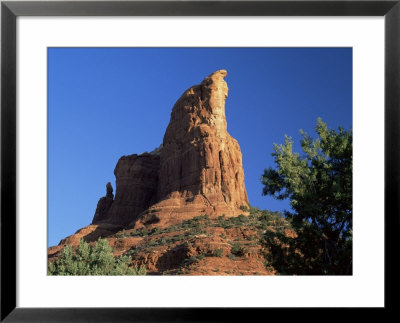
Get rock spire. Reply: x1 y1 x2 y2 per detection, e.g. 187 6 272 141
92 70 249 228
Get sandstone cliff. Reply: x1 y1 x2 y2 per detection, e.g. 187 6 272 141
92 69 248 228
93 153 160 227
48 70 297 276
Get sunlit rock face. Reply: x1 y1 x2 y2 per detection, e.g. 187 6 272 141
92 70 249 228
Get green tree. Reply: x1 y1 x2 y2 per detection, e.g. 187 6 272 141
261 118 352 274
48 238 146 276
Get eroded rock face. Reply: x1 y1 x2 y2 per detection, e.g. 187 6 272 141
141 69 248 226
92 182 114 224
92 153 160 226
92 70 249 228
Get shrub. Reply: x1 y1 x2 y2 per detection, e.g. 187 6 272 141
237 214 248 223
239 205 249 212
141 228 149 236
147 240 159 247
151 227 161 235
48 238 146 276
130 230 142 237
249 205 261 215
130 228 150 237
213 248 224 257
231 243 247 257
130 264 147 275
116 230 127 238
158 237 167 245
183 256 197 266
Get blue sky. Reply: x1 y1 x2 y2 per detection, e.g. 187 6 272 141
48 47 352 247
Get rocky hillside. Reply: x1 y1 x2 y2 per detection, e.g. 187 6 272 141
48 207 294 275
48 70 292 275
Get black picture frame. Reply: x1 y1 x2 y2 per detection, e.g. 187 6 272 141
1 0 399 321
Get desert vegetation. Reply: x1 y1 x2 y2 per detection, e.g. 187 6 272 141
261 118 352 275
48 68 352 276
48 238 146 275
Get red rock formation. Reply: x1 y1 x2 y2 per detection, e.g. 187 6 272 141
92 153 160 226
92 182 114 224
92 69 249 228
139 70 249 227
49 70 289 277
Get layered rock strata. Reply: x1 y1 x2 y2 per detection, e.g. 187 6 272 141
92 70 249 228
93 153 160 226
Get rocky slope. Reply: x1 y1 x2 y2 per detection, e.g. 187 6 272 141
48 70 291 275
48 208 294 275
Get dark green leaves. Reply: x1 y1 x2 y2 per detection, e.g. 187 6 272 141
261 118 352 274
48 238 146 276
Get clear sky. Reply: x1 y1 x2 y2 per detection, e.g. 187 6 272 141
48 47 352 247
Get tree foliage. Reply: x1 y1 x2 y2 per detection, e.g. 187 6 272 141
261 118 352 274
48 238 146 276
